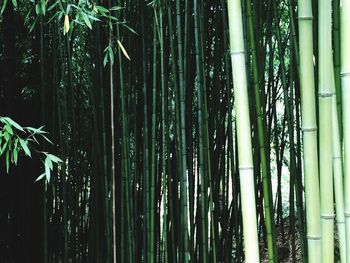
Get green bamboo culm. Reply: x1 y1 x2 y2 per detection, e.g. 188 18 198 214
318 0 334 262
193 0 208 261
158 6 169 263
333 0 342 140
297 0 321 262
175 0 190 259
150 17 157 263
227 0 259 261
328 5 346 259
341 0 350 261
246 0 277 261
331 63 346 263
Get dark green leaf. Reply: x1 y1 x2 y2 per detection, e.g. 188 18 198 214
81 12 92 29
4 124 13 135
41 0 46 15
1 0 8 15
6 150 9 173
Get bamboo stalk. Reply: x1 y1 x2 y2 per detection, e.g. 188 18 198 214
331 71 346 263
340 0 350 261
246 1 277 261
227 0 259 261
297 0 321 261
318 0 334 261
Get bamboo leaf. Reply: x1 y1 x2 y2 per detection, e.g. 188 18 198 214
26 126 47 134
117 40 131 61
108 47 114 65
121 23 138 35
95 5 108 14
47 154 63 163
45 156 52 182
81 12 92 29
29 20 37 33
1 0 8 15
6 150 9 173
42 135 53 144
35 173 46 182
64 14 70 34
47 0 60 12
13 147 18 165
45 155 53 170
110 6 123 11
103 52 108 67
35 3 40 14
19 139 31 157
3 117 24 132
41 0 46 15
0 141 7 156
4 131 10 141
4 124 13 135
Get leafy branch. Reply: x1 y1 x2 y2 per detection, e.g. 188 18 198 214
0 116 62 182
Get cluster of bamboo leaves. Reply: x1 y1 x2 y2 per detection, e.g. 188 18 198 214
0 116 61 182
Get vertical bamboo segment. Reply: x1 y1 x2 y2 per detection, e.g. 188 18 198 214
157 8 168 263
246 1 277 261
150 18 157 263
333 0 342 140
341 0 350 261
193 0 208 261
39 13 48 263
318 0 334 262
272 2 299 259
227 0 259 261
175 0 190 260
297 0 321 262
107 2 117 262
331 73 346 263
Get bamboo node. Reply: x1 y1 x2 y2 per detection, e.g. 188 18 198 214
340 72 350 77
301 126 317 132
239 166 254 171
307 235 321 240
298 16 313 21
344 212 350 217
230 50 245 56
320 214 335 219
318 92 334 98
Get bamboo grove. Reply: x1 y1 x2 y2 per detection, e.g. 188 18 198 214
0 0 350 262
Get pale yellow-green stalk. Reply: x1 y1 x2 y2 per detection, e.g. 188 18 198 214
227 0 259 261
318 0 334 262
331 66 346 263
341 0 350 262
297 0 321 262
